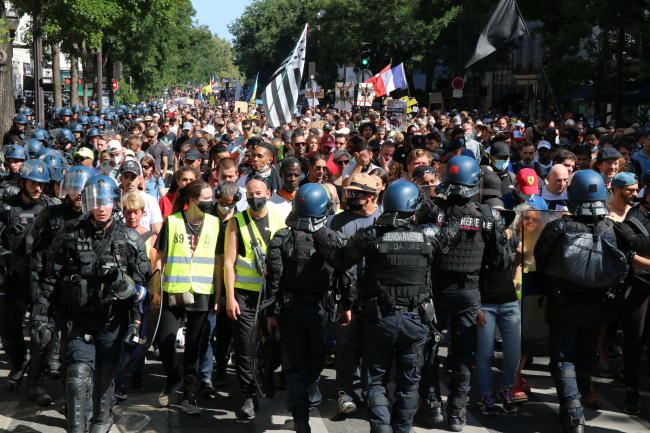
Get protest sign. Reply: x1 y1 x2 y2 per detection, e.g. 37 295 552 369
234 101 249 114
334 82 354 112
357 83 375 107
386 99 407 131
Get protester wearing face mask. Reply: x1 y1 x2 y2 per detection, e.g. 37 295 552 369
224 177 286 418
500 168 547 210
101 140 125 179
480 141 516 196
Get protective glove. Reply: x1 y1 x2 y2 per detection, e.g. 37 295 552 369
448 204 465 222
312 227 331 249
123 322 142 353
613 220 637 244
9 255 30 278
30 320 52 352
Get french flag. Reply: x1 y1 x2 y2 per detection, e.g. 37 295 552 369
365 63 408 97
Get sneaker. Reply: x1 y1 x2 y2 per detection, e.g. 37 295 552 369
512 386 528 403
199 381 216 398
131 375 144 392
447 406 466 432
213 369 228 388
115 384 128 404
480 395 499 416
338 391 356 414
158 379 183 407
607 340 623 358
237 397 258 418
598 363 613 378
519 377 531 392
623 388 641 414
180 394 201 415
498 389 517 414
175 328 185 348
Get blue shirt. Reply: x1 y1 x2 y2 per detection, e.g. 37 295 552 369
500 190 548 210
145 176 165 201
632 150 650 175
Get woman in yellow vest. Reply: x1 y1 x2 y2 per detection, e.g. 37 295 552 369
153 180 221 416
224 176 286 418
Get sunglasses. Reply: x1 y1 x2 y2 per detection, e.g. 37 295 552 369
243 127 251 131
336 159 350 166
146 135 156 138
294 141 307 147
141 165 151 170
313 166 326 171
75 157 90 162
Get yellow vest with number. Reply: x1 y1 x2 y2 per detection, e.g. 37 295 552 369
233 207 286 291
162 212 219 294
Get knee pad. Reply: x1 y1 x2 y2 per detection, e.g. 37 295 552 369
366 396 390 410
67 363 92 396
370 425 393 433
395 345 424 370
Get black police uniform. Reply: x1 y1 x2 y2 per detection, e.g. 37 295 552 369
417 199 504 427
0 192 57 391
33 214 150 432
316 214 458 433
28 199 84 404
265 225 355 427
2 126 26 146
534 214 622 432
0 172 21 201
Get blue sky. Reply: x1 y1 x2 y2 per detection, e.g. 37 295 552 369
191 0 251 42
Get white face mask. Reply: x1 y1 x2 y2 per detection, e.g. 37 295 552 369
217 203 236 215
111 155 120 165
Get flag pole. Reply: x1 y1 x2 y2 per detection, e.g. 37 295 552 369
513 1 560 112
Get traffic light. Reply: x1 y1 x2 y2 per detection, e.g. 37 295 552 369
360 42 372 67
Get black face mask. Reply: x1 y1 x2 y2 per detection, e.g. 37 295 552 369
347 197 363 211
197 201 214 214
248 197 267 212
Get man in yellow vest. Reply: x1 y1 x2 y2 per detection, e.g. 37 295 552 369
224 176 286 418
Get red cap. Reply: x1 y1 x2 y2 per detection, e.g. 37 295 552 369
515 168 539 194
321 134 335 147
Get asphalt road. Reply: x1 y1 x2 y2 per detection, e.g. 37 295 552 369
1 337 650 433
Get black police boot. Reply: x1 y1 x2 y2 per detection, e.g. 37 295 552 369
6 350 30 392
562 414 585 433
276 372 287 390
623 387 641 414
89 369 114 433
46 332 62 380
27 351 52 407
414 398 444 426
237 396 258 418
66 363 92 433
447 406 467 432
293 413 311 433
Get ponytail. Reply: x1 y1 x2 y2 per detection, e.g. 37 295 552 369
171 179 210 214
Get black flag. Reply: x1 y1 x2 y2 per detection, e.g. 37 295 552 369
465 0 526 68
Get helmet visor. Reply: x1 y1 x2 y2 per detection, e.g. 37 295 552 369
60 169 93 199
81 184 122 213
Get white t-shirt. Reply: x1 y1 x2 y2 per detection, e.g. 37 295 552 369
139 191 164 230
268 193 293 221
341 163 379 180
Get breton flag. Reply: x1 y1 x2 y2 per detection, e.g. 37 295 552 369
465 0 526 68
364 63 407 97
262 24 308 127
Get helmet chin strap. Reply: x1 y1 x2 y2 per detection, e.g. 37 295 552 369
90 213 113 229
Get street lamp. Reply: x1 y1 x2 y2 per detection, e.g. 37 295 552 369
5 10 19 39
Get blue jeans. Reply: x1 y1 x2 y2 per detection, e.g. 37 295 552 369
475 301 521 396
199 296 232 383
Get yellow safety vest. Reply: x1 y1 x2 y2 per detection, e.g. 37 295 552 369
233 207 286 291
162 212 219 295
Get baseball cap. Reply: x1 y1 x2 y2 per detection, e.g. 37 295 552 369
323 123 334 131
482 172 503 197
452 115 461 125
508 118 517 124
73 147 94 160
321 134 335 148
107 140 122 153
337 127 350 135
152 113 160 118
558 139 573 149
182 122 193 130
227 126 238 133
483 198 516 227
368 139 381 150
119 159 141 176
123 149 136 158
202 125 215 135
597 127 608 134
490 141 510 158
281 130 293 143
515 122 525 128
537 140 551 150
610 172 638 188
309 128 320 135
435 139 463 155
511 131 525 141
345 173 377 193
515 168 539 195
597 147 622 161
184 149 202 161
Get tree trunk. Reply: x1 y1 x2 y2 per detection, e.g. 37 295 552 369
82 39 88 106
614 19 624 123
70 42 79 107
0 4 15 138
51 42 62 107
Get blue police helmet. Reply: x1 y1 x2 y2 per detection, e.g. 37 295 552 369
24 139 43 158
119 105 127 110
441 156 480 186
90 116 101 126
61 166 95 198
133 109 141 115
104 113 113 121
83 106 90 112
567 170 608 216
126 109 133 115
6 145 28 161
90 100 97 106
51 166 69 182
72 104 81 111
116 109 124 116
71 106 80 114
136 104 142 109
382 182 422 212
52 107 61 114
70 123 85 133
33 129 50 142
82 175 122 213
57 128 74 144
77 115 89 125
40 153 68 169
86 128 101 138
61 107 72 116
98 108 106 115
98 118 106 126
13 114 27 124
19 159 50 183
35 147 56 159
20 107 33 116
292 183 333 217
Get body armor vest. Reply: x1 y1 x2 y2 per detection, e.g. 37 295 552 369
625 206 650 288
365 226 432 307
280 228 334 295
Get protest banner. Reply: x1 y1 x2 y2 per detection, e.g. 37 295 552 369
234 101 249 114
386 99 407 131
334 82 354 112
357 83 375 107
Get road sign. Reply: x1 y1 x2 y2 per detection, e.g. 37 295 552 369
112 79 118 91
453 89 463 98
452 77 465 90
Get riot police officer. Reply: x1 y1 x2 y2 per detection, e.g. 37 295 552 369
415 155 506 432
0 159 57 393
265 183 356 433
27 166 94 406
0 146 29 200
534 171 628 433
55 129 76 165
31 175 150 433
71 124 85 148
59 107 74 129
313 182 460 433
3 114 28 147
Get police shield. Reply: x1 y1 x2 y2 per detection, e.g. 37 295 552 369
520 209 567 356
250 280 281 398
119 269 163 375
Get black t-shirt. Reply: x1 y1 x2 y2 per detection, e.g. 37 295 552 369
480 234 520 305
154 213 218 311
215 215 230 255
175 134 190 153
